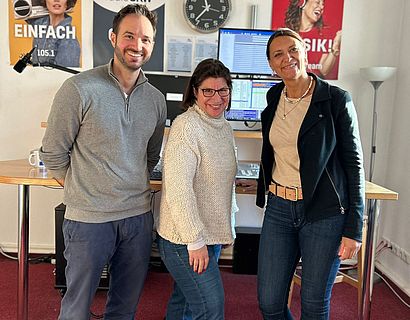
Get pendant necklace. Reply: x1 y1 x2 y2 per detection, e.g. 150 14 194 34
282 76 313 120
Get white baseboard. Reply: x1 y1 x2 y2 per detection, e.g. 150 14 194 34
375 261 410 297
0 242 55 254
0 242 234 260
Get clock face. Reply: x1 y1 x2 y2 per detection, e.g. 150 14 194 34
184 0 231 33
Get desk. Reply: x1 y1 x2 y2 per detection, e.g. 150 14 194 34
0 159 398 320
41 122 264 140
0 159 60 320
360 182 398 320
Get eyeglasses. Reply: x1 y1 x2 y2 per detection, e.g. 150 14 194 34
199 88 231 97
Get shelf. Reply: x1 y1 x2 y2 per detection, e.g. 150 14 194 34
42 123 262 140
233 130 262 139
164 127 261 139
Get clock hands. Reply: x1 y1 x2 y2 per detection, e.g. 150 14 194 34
196 0 222 23
202 5 220 13
185 0 230 32
195 4 210 22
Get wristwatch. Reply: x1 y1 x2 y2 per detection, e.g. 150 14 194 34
184 0 231 33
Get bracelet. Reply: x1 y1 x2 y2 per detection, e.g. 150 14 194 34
331 48 340 56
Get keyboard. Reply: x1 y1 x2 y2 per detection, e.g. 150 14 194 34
149 162 260 181
236 162 260 179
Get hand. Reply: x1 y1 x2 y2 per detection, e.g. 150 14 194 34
334 30 342 46
331 30 342 53
338 236 361 260
188 245 209 274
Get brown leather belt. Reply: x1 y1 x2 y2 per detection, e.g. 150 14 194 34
269 183 303 201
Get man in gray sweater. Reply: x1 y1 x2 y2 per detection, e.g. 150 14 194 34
40 4 166 320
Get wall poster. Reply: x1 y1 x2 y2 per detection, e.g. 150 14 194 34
272 0 345 80
9 0 82 68
93 0 165 71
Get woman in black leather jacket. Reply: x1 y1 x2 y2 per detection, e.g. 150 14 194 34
256 28 365 320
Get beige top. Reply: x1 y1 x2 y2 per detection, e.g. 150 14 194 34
157 105 238 247
270 92 312 187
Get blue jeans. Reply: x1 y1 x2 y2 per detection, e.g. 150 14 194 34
257 193 345 320
59 212 153 320
158 236 224 320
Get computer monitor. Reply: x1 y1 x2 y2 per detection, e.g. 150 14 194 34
146 74 190 125
226 78 280 122
218 28 275 76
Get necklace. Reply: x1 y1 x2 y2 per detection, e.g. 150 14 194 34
283 76 313 104
282 77 313 120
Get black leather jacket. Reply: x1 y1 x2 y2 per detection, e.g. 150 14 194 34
256 74 365 241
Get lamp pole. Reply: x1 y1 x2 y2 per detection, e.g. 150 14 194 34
359 66 396 320
368 80 383 182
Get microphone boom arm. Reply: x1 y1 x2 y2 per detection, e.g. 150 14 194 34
14 47 80 75
30 61 80 74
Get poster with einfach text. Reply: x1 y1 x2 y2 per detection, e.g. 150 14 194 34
9 0 82 68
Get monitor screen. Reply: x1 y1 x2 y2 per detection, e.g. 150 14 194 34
146 74 190 124
218 28 275 76
226 78 280 122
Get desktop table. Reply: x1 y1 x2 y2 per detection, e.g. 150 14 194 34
0 159 398 320
0 159 61 320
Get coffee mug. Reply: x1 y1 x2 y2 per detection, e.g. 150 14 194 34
28 149 45 168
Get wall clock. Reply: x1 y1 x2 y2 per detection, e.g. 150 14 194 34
184 0 232 33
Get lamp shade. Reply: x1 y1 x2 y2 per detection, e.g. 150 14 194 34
360 67 397 82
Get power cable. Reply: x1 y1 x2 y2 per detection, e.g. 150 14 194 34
374 271 410 309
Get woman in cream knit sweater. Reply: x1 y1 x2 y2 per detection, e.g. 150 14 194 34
156 59 238 320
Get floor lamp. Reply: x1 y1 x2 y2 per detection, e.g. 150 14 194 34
360 66 397 182
359 66 396 320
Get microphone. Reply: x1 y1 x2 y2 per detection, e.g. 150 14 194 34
13 47 36 73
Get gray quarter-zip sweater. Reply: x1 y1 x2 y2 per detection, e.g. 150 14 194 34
40 61 166 223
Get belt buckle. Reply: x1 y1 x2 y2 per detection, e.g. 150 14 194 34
285 186 298 201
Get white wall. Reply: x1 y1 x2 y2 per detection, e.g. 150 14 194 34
1 0 408 294
374 1 410 295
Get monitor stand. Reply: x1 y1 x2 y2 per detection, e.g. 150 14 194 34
229 121 261 131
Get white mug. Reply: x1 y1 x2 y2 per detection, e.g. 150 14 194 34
28 149 45 168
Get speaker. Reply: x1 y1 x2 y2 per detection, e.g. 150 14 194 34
55 203 110 292
233 227 261 275
13 0 49 20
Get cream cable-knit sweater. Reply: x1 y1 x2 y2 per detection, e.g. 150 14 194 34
157 105 238 246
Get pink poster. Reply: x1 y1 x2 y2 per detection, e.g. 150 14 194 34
271 0 344 80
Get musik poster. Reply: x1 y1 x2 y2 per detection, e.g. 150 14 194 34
93 0 164 71
271 0 344 80
9 0 82 68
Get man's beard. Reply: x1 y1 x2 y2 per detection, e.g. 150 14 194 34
114 46 150 71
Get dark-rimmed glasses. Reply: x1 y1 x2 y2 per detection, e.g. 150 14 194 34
199 88 231 97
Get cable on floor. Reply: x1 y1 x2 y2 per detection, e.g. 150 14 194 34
374 271 410 309
0 247 17 260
